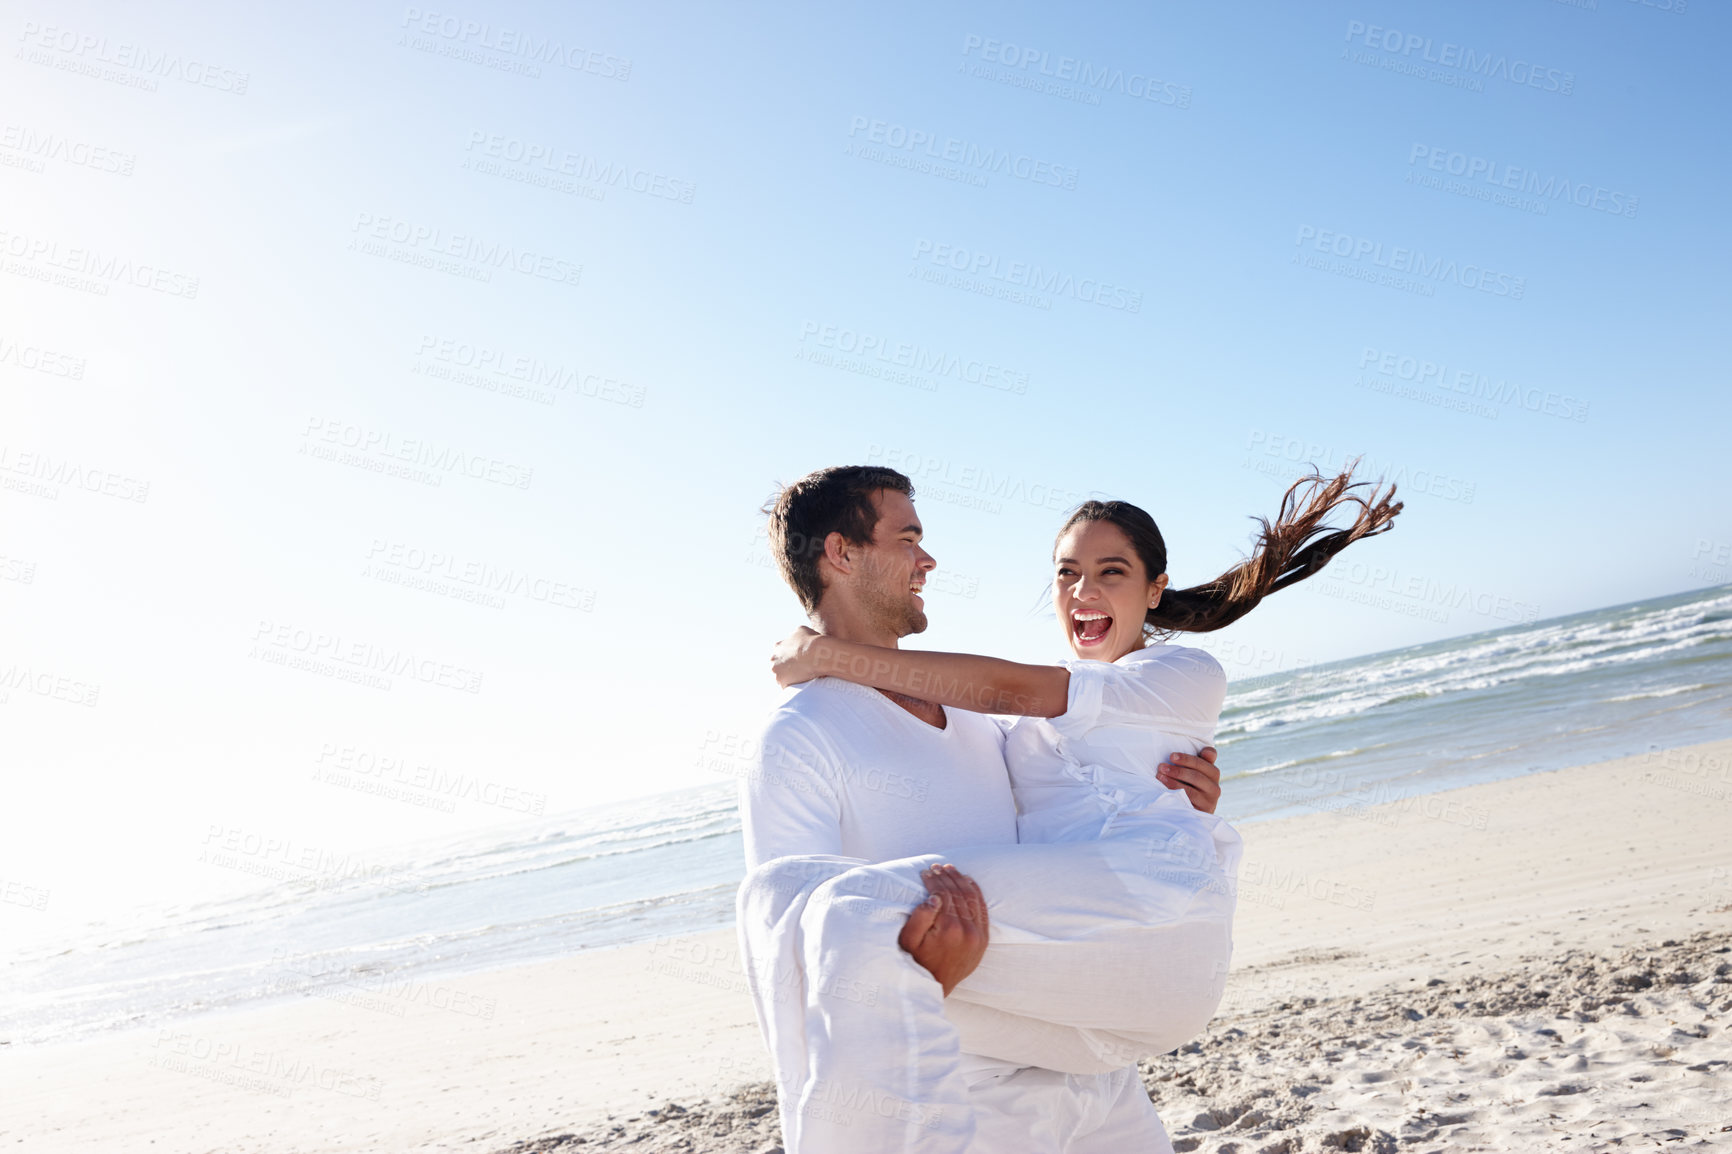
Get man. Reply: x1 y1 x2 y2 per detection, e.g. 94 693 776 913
736 465 1223 1152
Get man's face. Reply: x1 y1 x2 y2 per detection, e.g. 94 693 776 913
849 489 936 637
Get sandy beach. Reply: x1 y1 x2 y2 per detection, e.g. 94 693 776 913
5 737 1729 1153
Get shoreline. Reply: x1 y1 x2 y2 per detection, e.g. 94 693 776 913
3 735 1729 1152
6 729 1692 1053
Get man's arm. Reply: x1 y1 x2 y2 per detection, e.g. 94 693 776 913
740 716 988 995
1160 746 1222 813
739 716 846 867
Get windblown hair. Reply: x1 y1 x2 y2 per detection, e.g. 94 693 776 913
764 465 915 614
1058 464 1403 639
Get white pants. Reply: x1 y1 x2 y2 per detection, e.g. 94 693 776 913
736 809 1239 1152
962 1056 1175 1153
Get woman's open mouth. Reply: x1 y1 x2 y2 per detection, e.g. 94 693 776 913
1072 610 1112 646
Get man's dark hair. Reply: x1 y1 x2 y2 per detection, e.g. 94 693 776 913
763 466 915 613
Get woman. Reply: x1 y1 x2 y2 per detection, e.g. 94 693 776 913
752 467 1400 1150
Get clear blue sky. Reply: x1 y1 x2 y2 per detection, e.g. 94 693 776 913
3 0 1727 938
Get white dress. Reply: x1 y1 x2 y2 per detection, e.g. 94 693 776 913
1009 643 1241 877
942 644 1242 1070
735 645 1241 1154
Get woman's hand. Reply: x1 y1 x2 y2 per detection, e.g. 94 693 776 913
770 626 823 687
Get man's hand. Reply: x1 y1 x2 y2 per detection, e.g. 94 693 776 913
770 626 822 688
898 864 988 996
1158 746 1222 813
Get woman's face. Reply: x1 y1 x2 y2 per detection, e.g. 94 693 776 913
1053 519 1168 663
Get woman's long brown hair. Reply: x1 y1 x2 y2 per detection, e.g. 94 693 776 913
1057 463 1404 639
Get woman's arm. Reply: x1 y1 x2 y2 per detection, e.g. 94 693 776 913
771 627 1070 717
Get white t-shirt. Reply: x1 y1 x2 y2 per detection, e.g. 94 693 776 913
740 677 1019 869
1004 644 1226 845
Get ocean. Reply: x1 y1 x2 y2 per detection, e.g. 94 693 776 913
5 583 1729 1049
